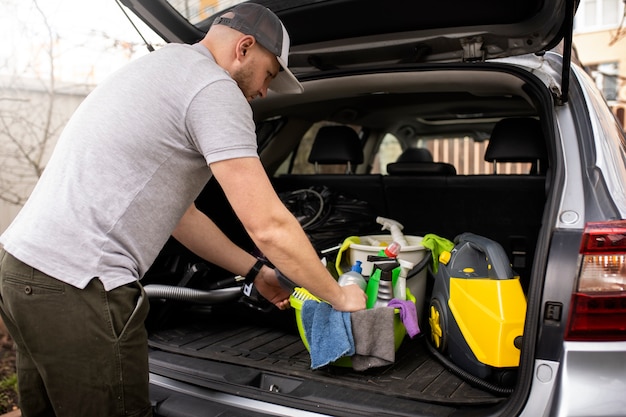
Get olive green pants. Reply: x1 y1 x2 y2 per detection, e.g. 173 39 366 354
0 249 152 417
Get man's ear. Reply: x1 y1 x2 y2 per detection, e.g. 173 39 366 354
237 35 256 59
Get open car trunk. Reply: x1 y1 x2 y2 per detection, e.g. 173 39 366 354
143 216 518 416
135 46 563 413
142 97 551 413
145 300 506 416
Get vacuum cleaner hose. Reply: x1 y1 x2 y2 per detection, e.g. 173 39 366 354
143 284 241 304
406 250 432 279
425 338 514 396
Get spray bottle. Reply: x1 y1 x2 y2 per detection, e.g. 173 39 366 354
365 242 401 308
394 259 415 301
376 217 409 248
372 260 398 308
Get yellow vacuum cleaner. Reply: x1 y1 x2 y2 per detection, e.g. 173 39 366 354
428 233 526 389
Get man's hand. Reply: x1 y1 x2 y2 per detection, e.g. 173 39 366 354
254 266 292 310
330 284 367 312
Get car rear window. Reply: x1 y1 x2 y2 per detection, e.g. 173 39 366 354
277 122 533 176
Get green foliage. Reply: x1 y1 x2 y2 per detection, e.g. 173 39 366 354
0 363 17 413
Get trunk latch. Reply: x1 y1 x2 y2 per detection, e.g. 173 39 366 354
461 37 485 62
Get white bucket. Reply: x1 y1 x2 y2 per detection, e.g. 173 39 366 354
348 234 428 318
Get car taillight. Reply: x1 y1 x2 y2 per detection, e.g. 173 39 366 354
564 220 626 341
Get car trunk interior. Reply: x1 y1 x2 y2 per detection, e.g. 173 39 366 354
142 64 553 415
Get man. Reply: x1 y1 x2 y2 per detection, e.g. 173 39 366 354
0 3 367 416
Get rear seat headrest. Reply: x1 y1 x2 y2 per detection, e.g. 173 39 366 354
387 162 457 176
308 126 364 173
396 148 433 163
485 118 547 173
386 147 455 176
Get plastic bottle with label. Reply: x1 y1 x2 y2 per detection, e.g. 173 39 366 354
365 242 401 308
373 261 397 308
337 260 367 291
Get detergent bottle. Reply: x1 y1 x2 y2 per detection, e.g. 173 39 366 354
337 260 367 291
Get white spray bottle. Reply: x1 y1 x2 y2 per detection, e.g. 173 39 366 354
394 259 415 300
376 216 409 248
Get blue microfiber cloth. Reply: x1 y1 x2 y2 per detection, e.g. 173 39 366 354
421 233 455 273
301 300 355 369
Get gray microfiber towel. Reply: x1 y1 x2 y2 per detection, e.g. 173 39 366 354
350 307 396 371
301 300 355 369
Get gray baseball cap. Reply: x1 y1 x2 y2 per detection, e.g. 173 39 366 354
213 3 304 94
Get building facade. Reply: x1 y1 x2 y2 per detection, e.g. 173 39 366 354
0 79 88 232
573 0 626 127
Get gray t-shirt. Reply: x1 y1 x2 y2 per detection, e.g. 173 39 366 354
0 43 259 290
